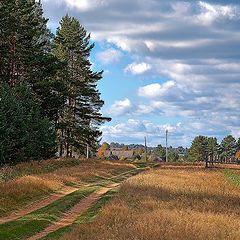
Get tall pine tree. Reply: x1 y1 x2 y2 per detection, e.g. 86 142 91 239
0 0 64 121
53 15 110 157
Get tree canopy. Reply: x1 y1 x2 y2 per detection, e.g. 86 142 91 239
0 2 110 164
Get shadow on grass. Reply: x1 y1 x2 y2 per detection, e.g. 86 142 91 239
121 183 240 215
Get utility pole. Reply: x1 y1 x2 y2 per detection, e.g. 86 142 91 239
165 130 168 162
144 136 147 162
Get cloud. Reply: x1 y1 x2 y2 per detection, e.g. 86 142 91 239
197 1 238 25
43 0 240 60
107 98 132 116
96 48 123 64
125 62 152 75
43 0 108 11
138 81 175 99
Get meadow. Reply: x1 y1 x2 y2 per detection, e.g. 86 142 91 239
62 165 240 240
1 160 239 240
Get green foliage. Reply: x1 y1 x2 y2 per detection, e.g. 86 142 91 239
0 84 57 164
188 136 208 161
155 144 166 161
224 170 240 187
52 15 111 156
220 135 237 157
168 151 179 162
0 3 110 164
207 137 218 160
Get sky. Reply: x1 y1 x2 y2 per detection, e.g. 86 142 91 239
42 0 240 147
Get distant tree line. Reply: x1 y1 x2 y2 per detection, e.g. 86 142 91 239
0 1 110 165
187 135 240 162
98 137 240 163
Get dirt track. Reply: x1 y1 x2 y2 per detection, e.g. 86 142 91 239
27 183 118 240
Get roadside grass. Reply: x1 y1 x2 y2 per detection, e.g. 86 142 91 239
0 187 96 240
61 166 240 240
0 159 136 217
0 158 82 183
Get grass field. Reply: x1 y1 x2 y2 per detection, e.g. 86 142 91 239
1 160 239 240
62 165 240 240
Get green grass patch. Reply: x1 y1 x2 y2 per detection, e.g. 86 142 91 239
224 170 240 187
0 187 96 240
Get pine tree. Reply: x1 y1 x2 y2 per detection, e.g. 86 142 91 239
188 136 208 161
207 137 218 161
53 15 110 157
220 135 237 158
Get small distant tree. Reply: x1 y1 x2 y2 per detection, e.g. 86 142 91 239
188 136 208 161
168 151 179 162
220 135 237 158
155 144 166 161
97 149 105 159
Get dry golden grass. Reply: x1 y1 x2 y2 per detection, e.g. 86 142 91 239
62 166 240 240
0 175 63 215
0 159 135 216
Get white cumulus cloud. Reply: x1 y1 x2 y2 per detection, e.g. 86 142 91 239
138 81 175 99
107 98 132 116
125 62 152 75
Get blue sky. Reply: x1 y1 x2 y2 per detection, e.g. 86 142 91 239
42 0 240 147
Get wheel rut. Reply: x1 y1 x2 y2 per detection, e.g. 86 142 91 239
27 183 119 240
0 186 78 224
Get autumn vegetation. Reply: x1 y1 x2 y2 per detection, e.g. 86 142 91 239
62 165 240 240
0 158 135 217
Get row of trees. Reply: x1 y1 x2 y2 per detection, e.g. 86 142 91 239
0 1 109 164
188 135 240 162
98 137 240 163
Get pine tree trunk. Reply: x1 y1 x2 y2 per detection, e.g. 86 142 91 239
59 129 64 157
